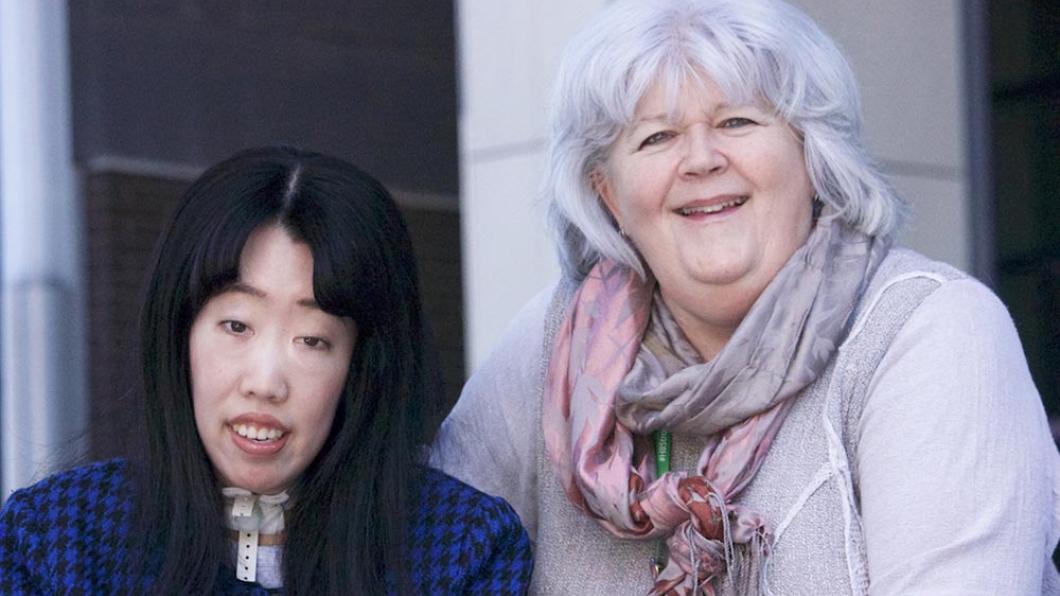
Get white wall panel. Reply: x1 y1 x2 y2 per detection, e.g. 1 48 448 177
458 0 603 370
459 0 604 154
461 151 559 367
793 0 966 172
893 175 971 271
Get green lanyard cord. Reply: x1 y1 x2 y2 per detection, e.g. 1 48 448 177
650 430 673 577
654 430 672 475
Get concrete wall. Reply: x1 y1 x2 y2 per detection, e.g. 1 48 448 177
458 0 972 371
457 0 605 367
793 0 972 272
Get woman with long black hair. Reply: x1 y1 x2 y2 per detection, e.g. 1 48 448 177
0 146 532 594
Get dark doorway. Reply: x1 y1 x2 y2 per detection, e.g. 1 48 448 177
989 2 1060 425
69 1 463 460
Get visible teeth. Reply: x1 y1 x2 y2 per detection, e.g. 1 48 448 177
233 424 284 441
680 196 747 216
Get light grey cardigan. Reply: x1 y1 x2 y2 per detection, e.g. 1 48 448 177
432 249 1060 595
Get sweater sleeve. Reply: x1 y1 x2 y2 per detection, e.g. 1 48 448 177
428 283 556 538
0 488 45 595
857 278 1059 595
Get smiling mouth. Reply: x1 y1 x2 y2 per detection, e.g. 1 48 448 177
232 423 285 442
678 195 749 216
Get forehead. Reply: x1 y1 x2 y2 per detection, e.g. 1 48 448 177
635 75 726 118
627 73 771 125
235 225 316 296
240 224 308 267
625 67 764 125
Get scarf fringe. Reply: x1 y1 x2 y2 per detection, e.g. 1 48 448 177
729 529 774 596
707 494 776 596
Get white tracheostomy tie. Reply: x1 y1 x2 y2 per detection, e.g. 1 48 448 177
221 487 290 584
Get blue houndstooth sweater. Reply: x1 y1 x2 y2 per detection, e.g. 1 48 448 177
0 459 532 594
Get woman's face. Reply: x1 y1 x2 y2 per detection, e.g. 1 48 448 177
595 76 813 357
188 224 356 494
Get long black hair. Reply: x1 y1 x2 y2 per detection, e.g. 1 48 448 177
128 146 432 594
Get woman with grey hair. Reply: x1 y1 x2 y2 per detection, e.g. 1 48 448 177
433 0 1060 593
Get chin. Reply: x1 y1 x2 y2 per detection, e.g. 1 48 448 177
674 246 754 283
245 479 288 494
692 269 751 287
684 260 755 288
220 469 290 494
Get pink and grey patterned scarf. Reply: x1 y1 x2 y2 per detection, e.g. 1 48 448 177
544 214 889 595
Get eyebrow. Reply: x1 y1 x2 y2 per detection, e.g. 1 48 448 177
228 282 320 309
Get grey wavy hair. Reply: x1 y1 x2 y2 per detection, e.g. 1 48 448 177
543 0 907 280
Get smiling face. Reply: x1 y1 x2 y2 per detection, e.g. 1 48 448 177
189 224 357 494
595 76 814 358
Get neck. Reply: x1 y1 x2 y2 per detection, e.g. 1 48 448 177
659 289 751 361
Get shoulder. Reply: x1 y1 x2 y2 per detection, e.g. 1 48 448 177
3 459 130 517
413 467 528 542
851 247 1010 344
859 247 966 306
1 459 133 593
846 247 1004 347
845 248 1043 437
838 248 1036 436
410 468 533 592
430 283 563 539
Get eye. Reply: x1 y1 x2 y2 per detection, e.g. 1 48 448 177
638 130 675 149
299 336 331 350
719 117 756 129
222 320 249 334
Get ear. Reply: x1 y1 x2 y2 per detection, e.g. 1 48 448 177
590 167 622 228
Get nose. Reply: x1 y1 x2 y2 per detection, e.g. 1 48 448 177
679 125 727 178
238 339 289 402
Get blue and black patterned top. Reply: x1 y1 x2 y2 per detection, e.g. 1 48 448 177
0 459 532 594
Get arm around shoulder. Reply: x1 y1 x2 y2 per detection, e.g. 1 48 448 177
429 282 559 536
856 277 1059 594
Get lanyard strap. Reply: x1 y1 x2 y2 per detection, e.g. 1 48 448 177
650 430 673 577
654 430 672 475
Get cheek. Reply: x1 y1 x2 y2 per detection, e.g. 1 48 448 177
756 157 813 251
189 368 228 441
188 330 220 414
301 364 349 431
603 159 669 220
758 139 811 194
623 167 670 213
